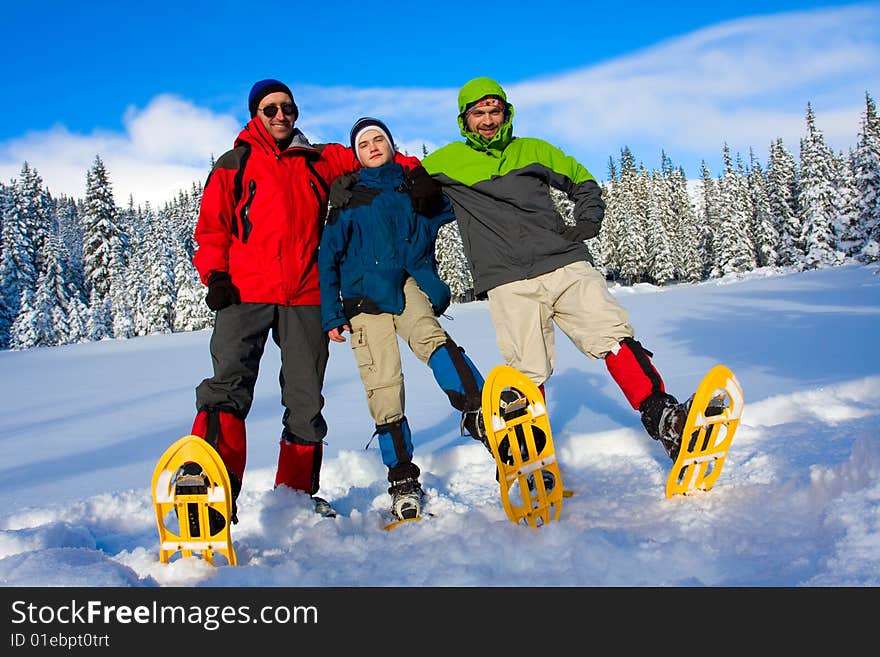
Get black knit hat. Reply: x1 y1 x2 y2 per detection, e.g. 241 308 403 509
349 117 395 163
248 79 298 119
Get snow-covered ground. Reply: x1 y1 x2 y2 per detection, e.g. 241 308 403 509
1 263 878 587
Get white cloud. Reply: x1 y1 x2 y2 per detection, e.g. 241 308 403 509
0 4 877 205
122 94 238 166
505 4 879 173
0 96 239 206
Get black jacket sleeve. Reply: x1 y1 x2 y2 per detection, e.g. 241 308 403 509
562 179 605 242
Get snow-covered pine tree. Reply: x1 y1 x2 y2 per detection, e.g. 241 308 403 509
0 166 39 347
669 165 702 282
109 275 135 339
695 161 719 279
435 221 473 303
745 149 778 268
737 152 758 265
645 167 675 285
799 103 845 269
616 148 648 284
45 228 90 345
137 204 175 335
16 163 54 277
168 185 212 331
834 149 862 258
767 138 803 266
128 204 148 337
54 194 85 293
6 162 82 349
172 240 211 331
598 157 622 279
713 144 755 276
82 155 131 337
86 287 111 342
0 183 11 346
854 92 880 262
11 232 85 348
9 287 38 349
65 291 91 345
82 156 124 300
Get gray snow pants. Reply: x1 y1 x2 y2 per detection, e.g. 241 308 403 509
195 302 329 443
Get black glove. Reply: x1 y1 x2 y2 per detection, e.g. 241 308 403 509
329 173 381 211
328 174 357 208
405 165 445 216
205 271 241 311
562 199 604 242
561 220 601 243
563 182 605 242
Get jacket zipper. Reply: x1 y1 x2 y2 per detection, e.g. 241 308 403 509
240 180 256 243
309 180 324 223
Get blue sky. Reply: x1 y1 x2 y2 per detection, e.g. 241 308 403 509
1 1 878 206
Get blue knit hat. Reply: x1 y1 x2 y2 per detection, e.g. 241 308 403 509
350 117 395 163
248 79 297 119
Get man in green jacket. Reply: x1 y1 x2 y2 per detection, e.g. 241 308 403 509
420 76 693 461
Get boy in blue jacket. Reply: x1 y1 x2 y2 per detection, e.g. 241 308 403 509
318 117 485 521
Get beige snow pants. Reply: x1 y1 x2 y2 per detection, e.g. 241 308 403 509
349 277 448 425
486 260 634 386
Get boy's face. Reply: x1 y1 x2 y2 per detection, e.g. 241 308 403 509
357 129 393 168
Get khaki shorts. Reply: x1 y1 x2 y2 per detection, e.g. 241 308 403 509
487 261 633 385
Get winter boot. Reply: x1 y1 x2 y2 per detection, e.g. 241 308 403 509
461 408 487 447
640 390 727 461
387 462 424 521
638 391 684 459
389 479 423 520
461 386 534 456
311 496 337 518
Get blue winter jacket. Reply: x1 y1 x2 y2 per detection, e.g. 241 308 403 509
318 162 455 332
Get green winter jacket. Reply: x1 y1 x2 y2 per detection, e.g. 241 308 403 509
422 77 605 296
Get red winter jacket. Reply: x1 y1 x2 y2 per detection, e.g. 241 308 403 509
193 118 419 306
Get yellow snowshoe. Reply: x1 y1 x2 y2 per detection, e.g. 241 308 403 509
152 435 237 565
481 365 564 527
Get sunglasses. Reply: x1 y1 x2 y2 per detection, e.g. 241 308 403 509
260 103 295 118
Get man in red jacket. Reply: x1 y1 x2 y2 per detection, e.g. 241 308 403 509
190 79 421 522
